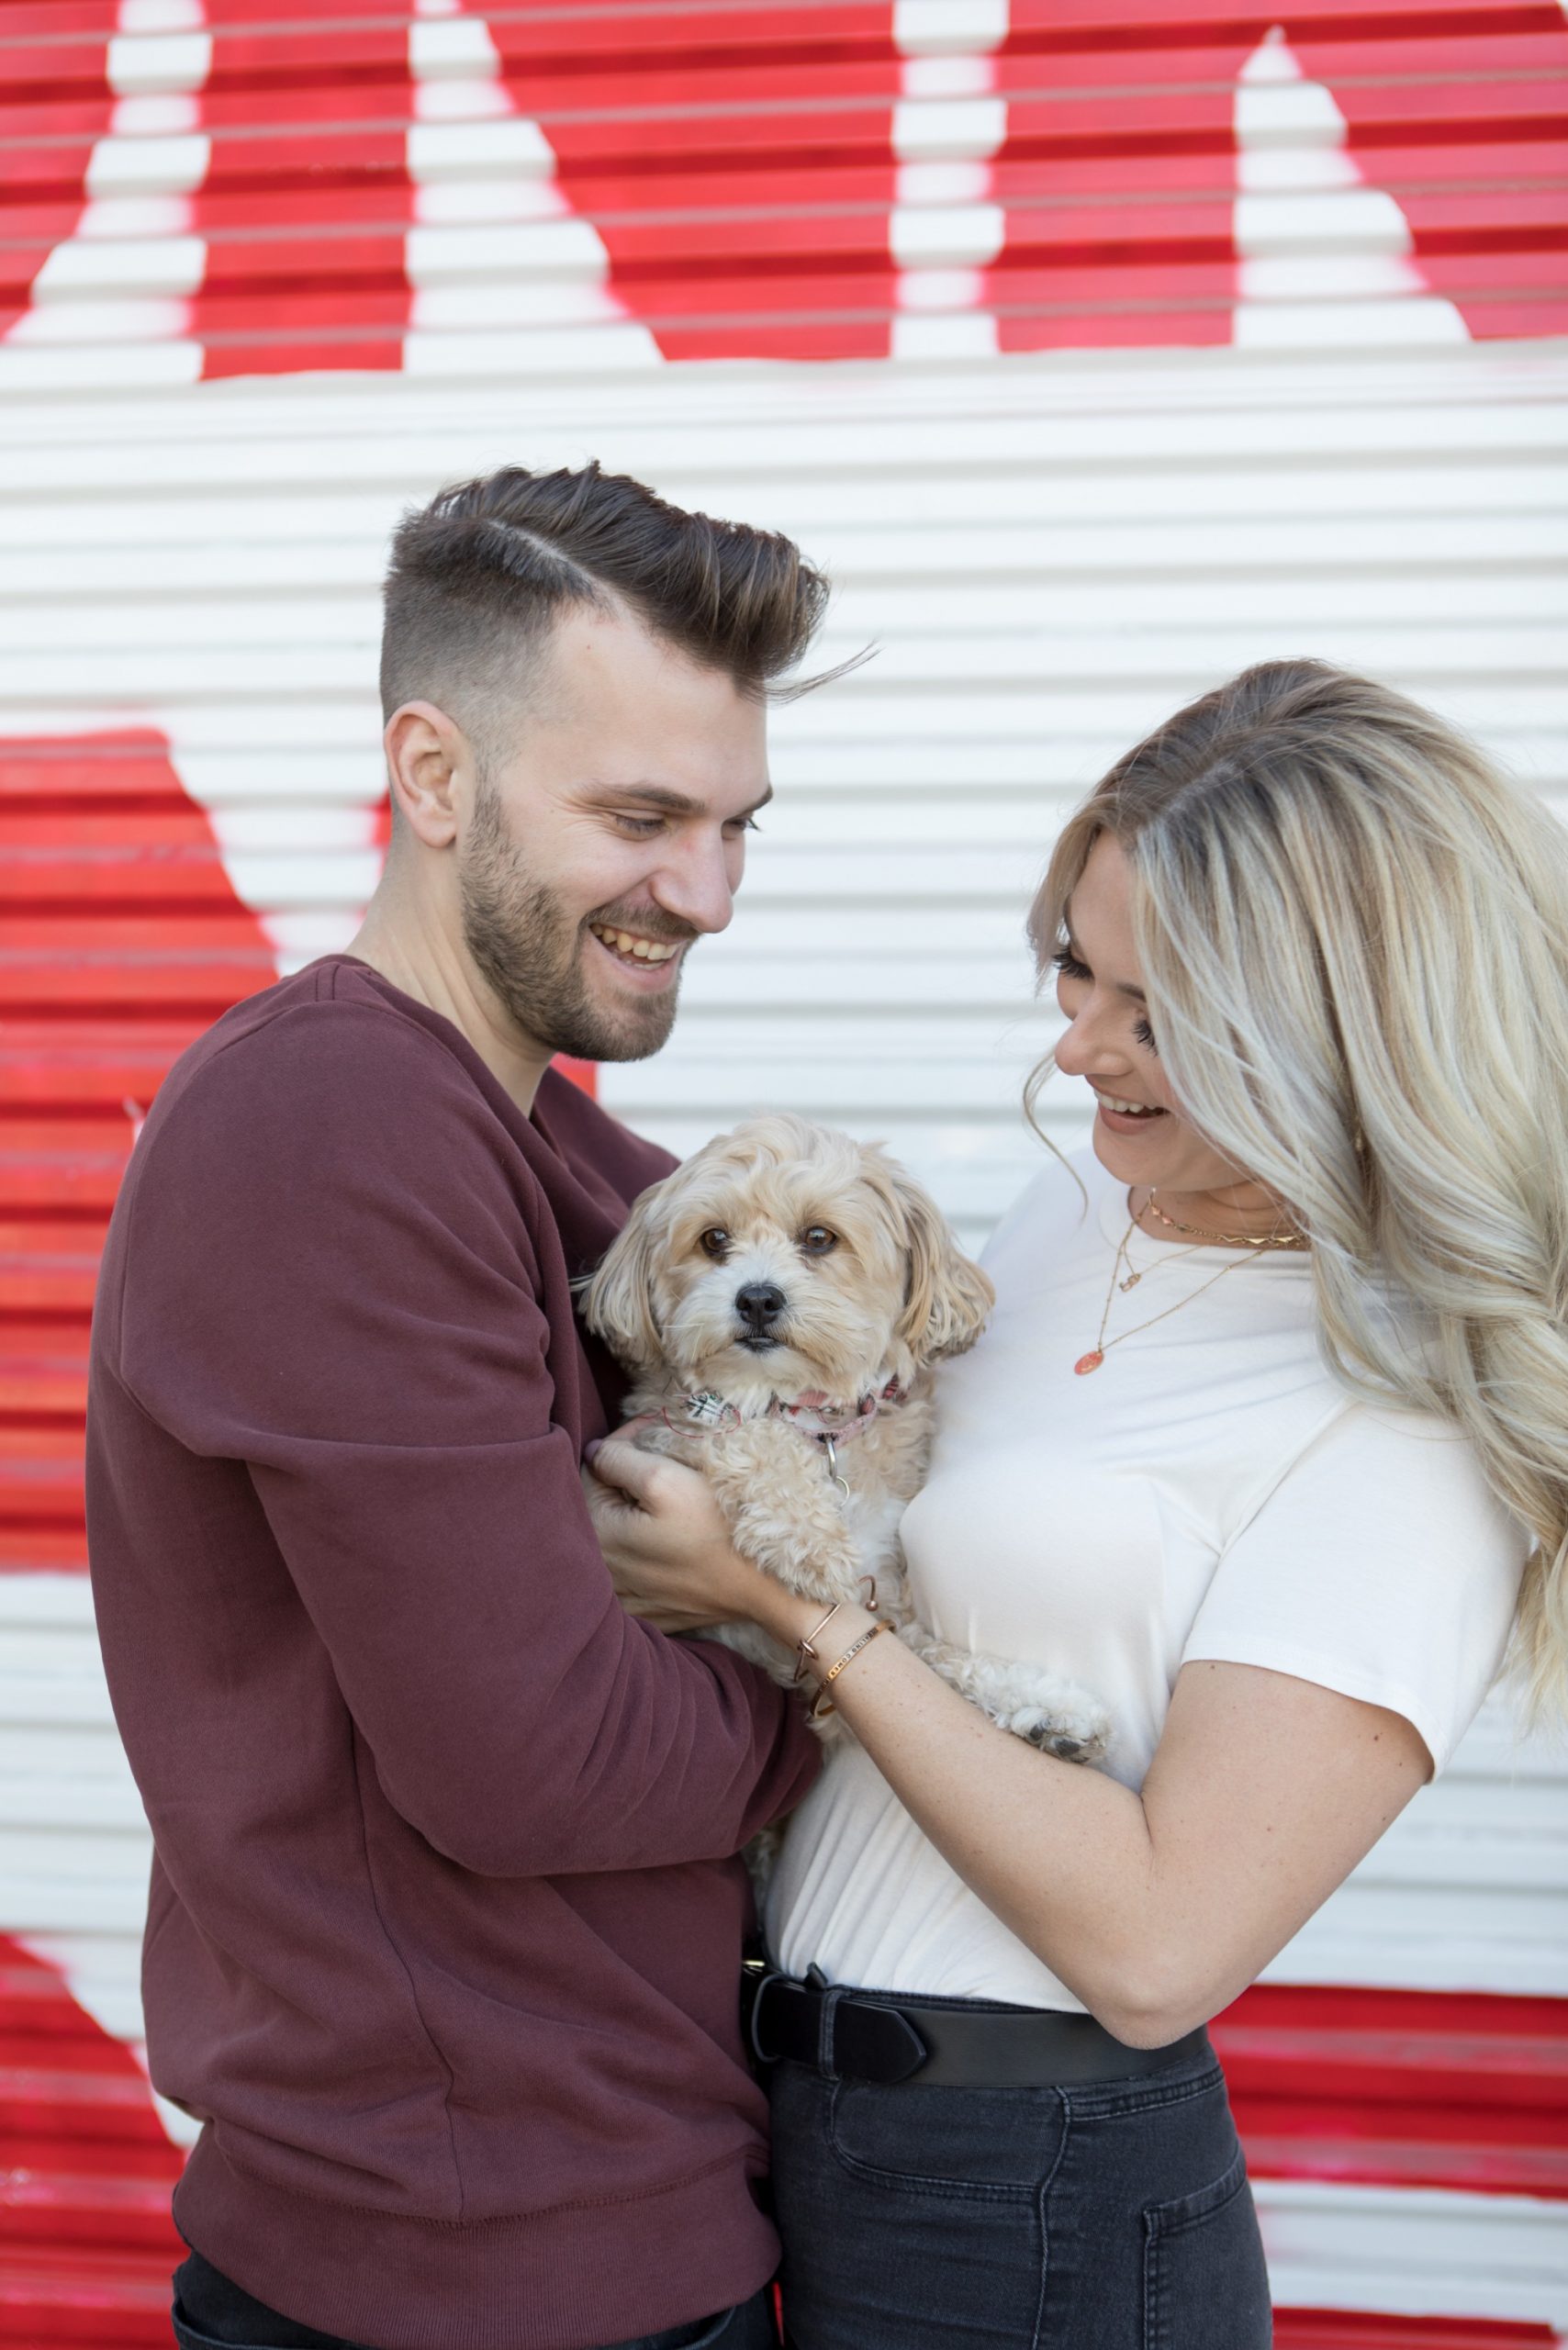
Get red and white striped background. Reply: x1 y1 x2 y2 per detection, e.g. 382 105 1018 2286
2 3 1566 2344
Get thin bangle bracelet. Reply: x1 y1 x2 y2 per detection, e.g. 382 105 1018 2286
793 1601 843 1685
808 1621 890 1720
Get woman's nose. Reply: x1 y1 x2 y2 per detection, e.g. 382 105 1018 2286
1055 1001 1122 1080
1054 1011 1096 1077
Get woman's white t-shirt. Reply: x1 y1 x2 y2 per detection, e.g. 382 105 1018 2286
767 1147 1527 2009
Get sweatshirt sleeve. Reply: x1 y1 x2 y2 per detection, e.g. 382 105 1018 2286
113 1002 819 1877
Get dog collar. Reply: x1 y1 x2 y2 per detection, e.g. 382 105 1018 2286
614 1379 906 1510
669 1377 907 1442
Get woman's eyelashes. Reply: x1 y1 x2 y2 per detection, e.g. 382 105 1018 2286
1052 946 1159 1056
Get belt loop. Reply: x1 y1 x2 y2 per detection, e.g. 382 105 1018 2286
816 1984 847 2079
745 1971 783 2069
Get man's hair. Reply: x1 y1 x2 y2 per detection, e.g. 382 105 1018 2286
379 461 833 756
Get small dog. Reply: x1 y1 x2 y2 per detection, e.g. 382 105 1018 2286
582 1113 1110 1763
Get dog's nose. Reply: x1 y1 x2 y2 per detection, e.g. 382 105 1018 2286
734 1281 786 1328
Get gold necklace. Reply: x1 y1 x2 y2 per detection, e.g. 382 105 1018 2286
1074 1220 1261 1376
1144 1189 1311 1253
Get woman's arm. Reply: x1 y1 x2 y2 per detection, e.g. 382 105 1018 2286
586 1438 1430 2047
789 1620 1427 2046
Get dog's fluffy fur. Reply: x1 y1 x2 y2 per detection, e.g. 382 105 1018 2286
583 1114 1110 1764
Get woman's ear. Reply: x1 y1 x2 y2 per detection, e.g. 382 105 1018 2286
884 1160 995 1365
580 1183 667 1371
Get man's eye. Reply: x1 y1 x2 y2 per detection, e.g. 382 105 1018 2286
699 1227 731 1259
1052 946 1091 981
613 815 665 838
799 1225 838 1256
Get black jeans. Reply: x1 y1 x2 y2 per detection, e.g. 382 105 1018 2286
171 2251 780 2350
768 2024 1271 2349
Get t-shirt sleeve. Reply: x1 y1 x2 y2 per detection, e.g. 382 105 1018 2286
113 1000 818 1876
1182 1404 1528 1774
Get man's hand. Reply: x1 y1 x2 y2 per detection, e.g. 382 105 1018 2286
584 1438 813 1644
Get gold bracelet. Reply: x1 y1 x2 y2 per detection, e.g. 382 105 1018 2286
793 1602 843 1685
807 1621 889 1720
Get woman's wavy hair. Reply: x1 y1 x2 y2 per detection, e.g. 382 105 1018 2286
1026 659 1568 1722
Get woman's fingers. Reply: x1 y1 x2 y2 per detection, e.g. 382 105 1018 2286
579 1465 622 1536
588 1436 670 1509
588 1441 729 1544
581 1435 804 1639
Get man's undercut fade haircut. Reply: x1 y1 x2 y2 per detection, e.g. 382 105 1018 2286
379 461 834 764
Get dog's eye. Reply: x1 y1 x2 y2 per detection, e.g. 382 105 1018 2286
799 1225 839 1257
698 1226 732 1259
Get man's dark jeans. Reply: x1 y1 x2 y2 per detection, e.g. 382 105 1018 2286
171 2251 780 2350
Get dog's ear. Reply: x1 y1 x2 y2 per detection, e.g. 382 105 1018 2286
580 1181 668 1371
888 1162 996 1365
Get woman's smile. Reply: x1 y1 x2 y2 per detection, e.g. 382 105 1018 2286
1091 1087 1167 1135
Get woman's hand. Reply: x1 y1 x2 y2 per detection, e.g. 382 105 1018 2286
584 1438 814 1644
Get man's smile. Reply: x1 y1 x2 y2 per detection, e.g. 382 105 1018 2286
586 920 691 987
588 920 681 966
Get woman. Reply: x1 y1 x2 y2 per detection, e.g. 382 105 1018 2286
587 661 1563 2348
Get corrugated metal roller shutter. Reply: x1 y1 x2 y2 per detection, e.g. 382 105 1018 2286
2 0 1563 374
2 2 1566 2344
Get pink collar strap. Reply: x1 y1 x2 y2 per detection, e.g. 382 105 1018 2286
667 1376 907 1444
617 1378 907 1506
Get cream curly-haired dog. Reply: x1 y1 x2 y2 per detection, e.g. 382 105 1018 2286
582 1113 1110 1762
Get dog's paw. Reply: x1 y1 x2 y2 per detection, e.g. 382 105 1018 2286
989 1674 1112 1765
1001 1704 1110 1766
905 1628 1113 1768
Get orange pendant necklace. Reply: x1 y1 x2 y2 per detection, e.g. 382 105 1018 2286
1075 1219 1260 1374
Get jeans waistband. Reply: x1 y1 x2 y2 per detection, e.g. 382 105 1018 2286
744 1964 1210 2090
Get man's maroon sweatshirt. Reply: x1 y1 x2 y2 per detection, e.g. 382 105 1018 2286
84 956 819 2350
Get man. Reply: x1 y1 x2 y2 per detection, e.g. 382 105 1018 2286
85 463 826 2350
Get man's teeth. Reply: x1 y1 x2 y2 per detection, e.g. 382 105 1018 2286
590 923 678 964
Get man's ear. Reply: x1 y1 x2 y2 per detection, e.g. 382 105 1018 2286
384 700 471 849
579 1182 669 1371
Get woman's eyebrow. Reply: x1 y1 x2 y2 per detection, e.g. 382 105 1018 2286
1064 931 1148 1003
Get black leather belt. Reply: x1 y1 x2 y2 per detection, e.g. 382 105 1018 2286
743 1963 1209 2089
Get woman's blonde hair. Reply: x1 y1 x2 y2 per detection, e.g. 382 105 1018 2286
1027 659 1568 1721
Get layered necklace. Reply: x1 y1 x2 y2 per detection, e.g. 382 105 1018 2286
1074 1189 1310 1377
1141 1191 1312 1253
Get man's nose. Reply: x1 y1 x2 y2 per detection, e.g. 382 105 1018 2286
654 834 736 937
734 1281 786 1329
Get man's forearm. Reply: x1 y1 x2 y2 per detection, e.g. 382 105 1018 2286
253 1445 820 1880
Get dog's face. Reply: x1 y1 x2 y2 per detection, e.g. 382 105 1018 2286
583 1113 993 1404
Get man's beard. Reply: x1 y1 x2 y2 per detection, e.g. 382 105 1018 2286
459 779 690 1065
